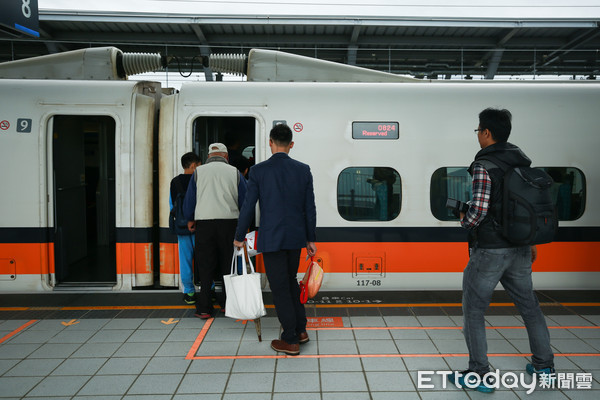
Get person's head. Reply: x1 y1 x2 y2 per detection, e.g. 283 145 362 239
477 108 512 147
235 157 251 177
225 131 241 150
181 152 201 170
269 124 294 153
207 143 228 160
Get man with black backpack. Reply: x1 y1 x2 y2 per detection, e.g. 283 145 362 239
449 108 556 393
170 152 201 305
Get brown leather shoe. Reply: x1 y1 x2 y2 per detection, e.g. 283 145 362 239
271 339 299 356
298 331 309 344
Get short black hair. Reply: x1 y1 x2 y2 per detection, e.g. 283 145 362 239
270 124 293 146
479 108 512 143
181 152 200 169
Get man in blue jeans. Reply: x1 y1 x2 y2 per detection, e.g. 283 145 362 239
451 108 554 393
170 152 201 304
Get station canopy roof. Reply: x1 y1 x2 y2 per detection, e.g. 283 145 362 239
1 1 599 79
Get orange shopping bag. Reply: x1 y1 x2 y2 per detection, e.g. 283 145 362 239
299 256 323 304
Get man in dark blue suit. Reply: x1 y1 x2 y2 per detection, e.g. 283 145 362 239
234 124 317 356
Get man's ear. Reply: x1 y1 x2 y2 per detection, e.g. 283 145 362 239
289 141 294 149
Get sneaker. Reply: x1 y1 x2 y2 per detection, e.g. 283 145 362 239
526 363 556 387
194 312 213 320
448 370 495 393
183 293 196 305
526 363 555 376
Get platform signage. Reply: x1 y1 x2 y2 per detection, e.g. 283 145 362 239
306 317 344 328
352 122 399 139
1 0 39 38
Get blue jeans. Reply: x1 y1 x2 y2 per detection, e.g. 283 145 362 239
462 246 554 374
177 234 195 294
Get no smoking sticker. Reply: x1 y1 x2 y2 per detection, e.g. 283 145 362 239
293 122 303 132
0 120 9 130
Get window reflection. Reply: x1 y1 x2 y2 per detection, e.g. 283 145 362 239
538 167 586 220
337 167 401 221
430 167 472 221
430 166 586 221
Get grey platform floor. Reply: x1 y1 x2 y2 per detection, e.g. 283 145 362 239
0 292 599 399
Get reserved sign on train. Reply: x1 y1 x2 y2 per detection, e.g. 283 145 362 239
352 122 399 139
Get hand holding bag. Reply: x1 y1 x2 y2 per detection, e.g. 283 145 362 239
223 245 267 320
299 256 323 304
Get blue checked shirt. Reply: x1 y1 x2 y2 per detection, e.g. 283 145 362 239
461 163 492 229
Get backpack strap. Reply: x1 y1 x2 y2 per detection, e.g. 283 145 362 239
471 158 502 174
470 158 505 230
173 175 186 195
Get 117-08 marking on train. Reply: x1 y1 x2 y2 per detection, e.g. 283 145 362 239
356 279 382 287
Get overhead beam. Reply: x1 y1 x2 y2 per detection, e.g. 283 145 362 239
540 28 600 67
191 25 213 81
39 12 599 30
475 28 518 78
45 30 585 49
484 49 505 79
347 26 361 65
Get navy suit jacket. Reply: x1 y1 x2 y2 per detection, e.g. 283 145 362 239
235 152 316 253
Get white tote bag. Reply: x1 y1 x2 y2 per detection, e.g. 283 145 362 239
224 245 267 320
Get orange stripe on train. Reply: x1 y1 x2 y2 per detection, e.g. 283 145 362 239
298 242 600 273
3 241 598 276
0 242 154 276
0 243 54 275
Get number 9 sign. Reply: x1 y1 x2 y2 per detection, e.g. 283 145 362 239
17 118 32 133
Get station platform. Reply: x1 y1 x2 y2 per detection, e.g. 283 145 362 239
0 290 599 399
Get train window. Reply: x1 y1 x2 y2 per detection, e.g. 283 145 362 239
430 167 472 221
337 167 401 221
431 166 586 221
537 167 586 220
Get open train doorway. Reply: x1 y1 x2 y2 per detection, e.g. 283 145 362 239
51 115 117 287
192 116 256 177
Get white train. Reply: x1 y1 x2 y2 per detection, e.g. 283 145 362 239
0 48 598 292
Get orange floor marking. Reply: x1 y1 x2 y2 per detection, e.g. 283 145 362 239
185 318 214 360
311 325 600 331
0 320 37 344
185 323 600 360
1 301 599 312
187 353 600 360
62 306 194 310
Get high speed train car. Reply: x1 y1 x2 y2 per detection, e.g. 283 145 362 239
158 78 599 291
0 78 162 291
0 47 598 292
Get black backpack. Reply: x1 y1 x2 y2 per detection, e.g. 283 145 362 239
478 160 558 246
169 178 192 236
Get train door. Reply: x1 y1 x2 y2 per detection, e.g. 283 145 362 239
191 116 256 284
51 115 116 287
